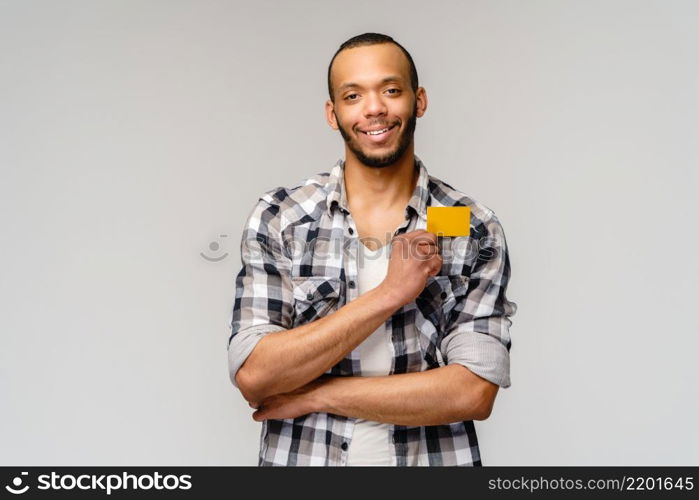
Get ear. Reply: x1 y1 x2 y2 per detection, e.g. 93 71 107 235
415 87 428 118
325 99 339 130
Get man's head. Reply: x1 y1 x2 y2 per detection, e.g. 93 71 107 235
325 33 427 169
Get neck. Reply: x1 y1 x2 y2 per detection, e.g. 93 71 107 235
343 145 417 213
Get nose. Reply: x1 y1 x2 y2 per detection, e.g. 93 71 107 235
363 91 387 118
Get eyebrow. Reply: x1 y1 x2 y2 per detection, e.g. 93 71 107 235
338 76 404 92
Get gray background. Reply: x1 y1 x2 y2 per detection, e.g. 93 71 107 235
1 0 697 465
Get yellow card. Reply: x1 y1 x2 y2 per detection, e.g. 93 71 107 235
426 206 471 237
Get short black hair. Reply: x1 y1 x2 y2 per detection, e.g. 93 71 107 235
327 33 419 103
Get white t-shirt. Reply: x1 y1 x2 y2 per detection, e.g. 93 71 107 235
346 242 419 466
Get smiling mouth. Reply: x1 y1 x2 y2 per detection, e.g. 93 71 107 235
359 123 398 140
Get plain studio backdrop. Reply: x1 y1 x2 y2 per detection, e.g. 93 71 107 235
1 0 697 466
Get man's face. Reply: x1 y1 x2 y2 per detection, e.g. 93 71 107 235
326 43 426 168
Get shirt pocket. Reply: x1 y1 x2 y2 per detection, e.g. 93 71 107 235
290 276 343 328
414 275 469 367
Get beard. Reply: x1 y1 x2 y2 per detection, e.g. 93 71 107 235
335 102 417 169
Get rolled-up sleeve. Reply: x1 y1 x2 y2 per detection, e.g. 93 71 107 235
440 213 517 388
227 197 294 389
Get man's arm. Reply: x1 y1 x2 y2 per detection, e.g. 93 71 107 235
234 224 444 403
236 283 401 403
248 212 515 424
230 196 401 403
439 212 517 391
251 364 498 426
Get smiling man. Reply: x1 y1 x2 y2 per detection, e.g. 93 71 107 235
227 33 517 466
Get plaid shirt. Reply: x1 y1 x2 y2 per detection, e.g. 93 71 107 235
227 155 517 466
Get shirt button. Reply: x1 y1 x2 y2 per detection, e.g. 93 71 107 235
341 442 348 451
348 227 354 235
307 292 314 301
348 280 355 289
440 291 447 299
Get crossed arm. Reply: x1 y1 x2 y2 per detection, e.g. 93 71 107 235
249 364 498 426
230 201 513 426
233 284 499 426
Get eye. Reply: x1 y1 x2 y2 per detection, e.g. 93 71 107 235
386 88 401 95
344 93 359 101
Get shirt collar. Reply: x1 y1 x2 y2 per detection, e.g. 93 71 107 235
325 154 430 221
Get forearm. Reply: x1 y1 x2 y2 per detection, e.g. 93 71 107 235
315 364 491 426
236 284 401 402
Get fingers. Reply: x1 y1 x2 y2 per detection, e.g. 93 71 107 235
410 232 438 255
427 255 443 276
415 241 439 258
389 229 442 281
412 229 438 243
393 229 437 245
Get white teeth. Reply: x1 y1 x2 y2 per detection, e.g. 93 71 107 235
365 127 389 135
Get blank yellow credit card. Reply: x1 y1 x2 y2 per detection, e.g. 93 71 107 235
426 206 471 237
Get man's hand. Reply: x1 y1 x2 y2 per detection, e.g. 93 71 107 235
249 376 333 422
379 229 443 307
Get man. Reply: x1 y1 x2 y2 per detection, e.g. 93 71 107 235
227 33 517 466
